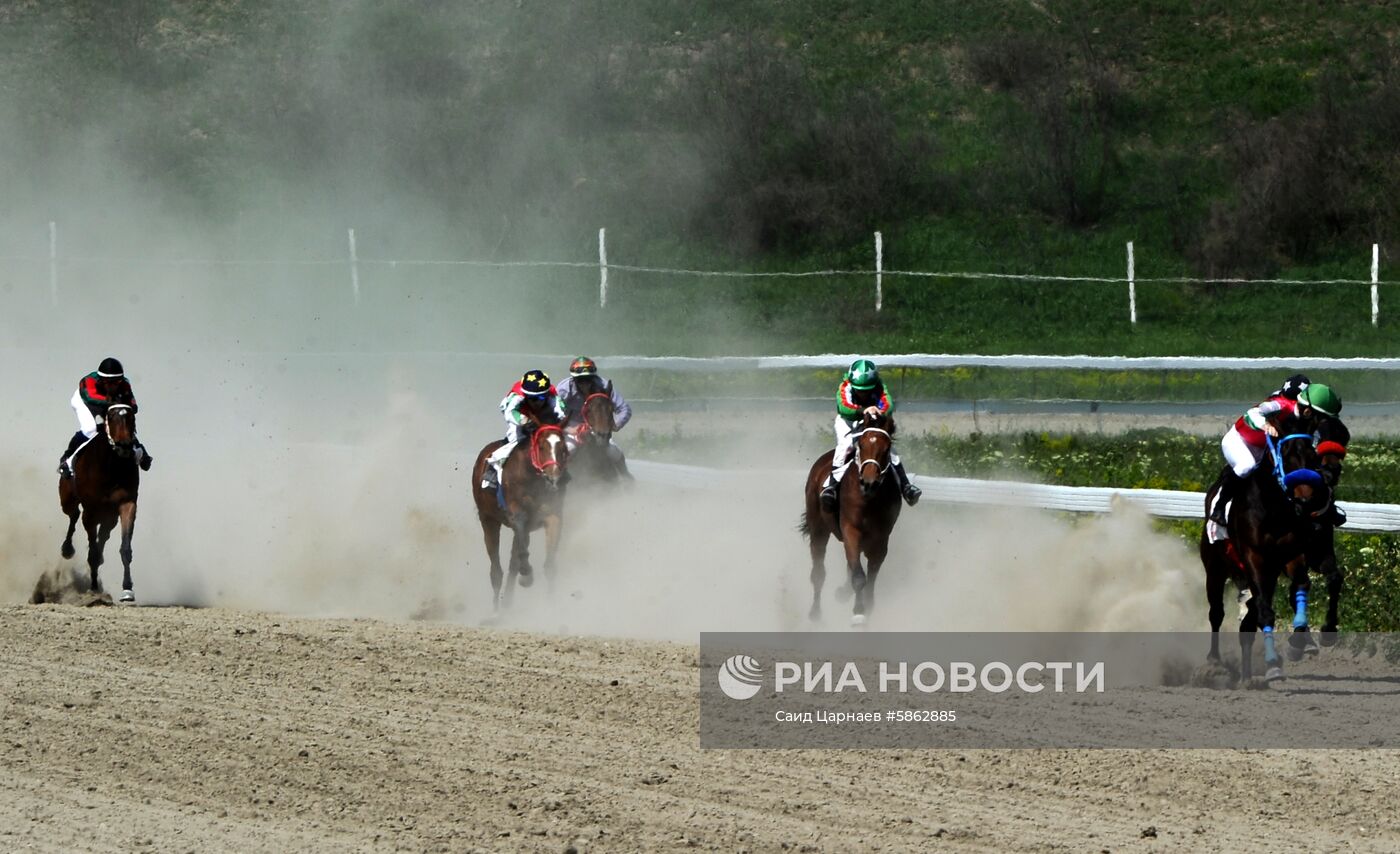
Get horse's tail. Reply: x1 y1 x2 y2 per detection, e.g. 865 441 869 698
797 511 812 540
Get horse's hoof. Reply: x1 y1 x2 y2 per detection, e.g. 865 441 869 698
119 589 135 604
60 544 75 560
1319 629 1340 647
808 606 821 623
517 572 534 589
1264 666 1285 683
1286 644 1305 663
850 613 867 628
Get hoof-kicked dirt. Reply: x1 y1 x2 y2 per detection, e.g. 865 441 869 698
3 605 1399 852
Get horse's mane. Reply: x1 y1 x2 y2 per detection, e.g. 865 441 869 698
862 411 895 436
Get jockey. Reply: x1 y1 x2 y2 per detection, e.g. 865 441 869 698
58 357 152 477
1209 382 1341 525
480 369 567 490
819 358 921 511
556 356 632 470
1269 373 1311 400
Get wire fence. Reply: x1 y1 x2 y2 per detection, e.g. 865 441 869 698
6 223 1393 325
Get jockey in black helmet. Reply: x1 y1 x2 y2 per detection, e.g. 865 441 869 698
59 357 153 477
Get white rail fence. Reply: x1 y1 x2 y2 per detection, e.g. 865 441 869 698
629 461 1400 533
15 223 1392 324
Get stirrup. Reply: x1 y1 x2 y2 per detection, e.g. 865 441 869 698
819 483 838 511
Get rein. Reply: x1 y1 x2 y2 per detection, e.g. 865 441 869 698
529 425 565 473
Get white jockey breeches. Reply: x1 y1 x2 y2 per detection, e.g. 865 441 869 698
831 416 901 482
71 390 98 438
1222 426 1265 476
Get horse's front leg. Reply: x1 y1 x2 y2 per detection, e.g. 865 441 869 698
508 511 533 589
1253 558 1285 683
807 524 830 622
1318 538 1344 643
60 480 79 560
1204 547 1226 663
81 508 107 593
862 535 890 621
117 501 137 603
842 525 868 626
481 518 505 611
541 512 562 593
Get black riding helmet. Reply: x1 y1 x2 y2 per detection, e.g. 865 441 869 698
97 357 124 378
1272 373 1310 400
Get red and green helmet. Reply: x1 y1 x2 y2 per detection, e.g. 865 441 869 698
569 356 598 377
844 358 880 390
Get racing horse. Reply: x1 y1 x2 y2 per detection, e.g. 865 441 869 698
1286 418 1351 654
1201 412 1326 682
568 384 630 483
59 403 140 602
800 411 903 625
472 420 569 610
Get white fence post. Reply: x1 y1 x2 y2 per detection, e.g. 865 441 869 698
874 231 884 312
48 221 58 307
598 228 608 308
1372 243 1380 327
1127 241 1136 325
347 228 360 305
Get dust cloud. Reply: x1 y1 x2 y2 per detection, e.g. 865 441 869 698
0 4 1202 639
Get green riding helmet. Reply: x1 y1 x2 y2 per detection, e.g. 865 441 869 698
1299 383 1341 417
845 359 880 390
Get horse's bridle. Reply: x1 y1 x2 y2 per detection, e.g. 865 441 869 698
853 427 892 479
528 425 566 474
576 393 615 441
1267 431 1331 516
103 404 136 455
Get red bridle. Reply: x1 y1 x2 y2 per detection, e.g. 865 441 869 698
529 425 566 473
575 393 614 438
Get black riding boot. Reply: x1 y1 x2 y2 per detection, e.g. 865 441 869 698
893 462 922 506
1209 472 1237 525
819 475 839 512
58 431 85 477
136 442 153 471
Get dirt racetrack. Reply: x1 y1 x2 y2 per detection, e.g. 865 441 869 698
3 605 1399 853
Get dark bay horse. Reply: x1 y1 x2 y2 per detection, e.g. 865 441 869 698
1286 422 1351 653
569 385 630 483
472 423 569 610
1201 413 1325 682
800 412 903 625
59 403 140 602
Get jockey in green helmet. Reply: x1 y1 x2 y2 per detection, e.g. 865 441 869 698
819 359 921 511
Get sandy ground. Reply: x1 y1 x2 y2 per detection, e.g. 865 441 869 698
4 605 1400 853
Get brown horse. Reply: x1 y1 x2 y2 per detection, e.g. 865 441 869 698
800 411 903 625
59 403 140 602
1201 413 1324 682
569 385 630 483
472 424 569 610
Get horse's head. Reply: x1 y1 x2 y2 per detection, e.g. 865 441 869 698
853 422 894 497
579 384 616 445
103 404 137 456
1269 413 1326 511
529 425 569 489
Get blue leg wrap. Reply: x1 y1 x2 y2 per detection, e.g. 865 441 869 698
1293 589 1309 629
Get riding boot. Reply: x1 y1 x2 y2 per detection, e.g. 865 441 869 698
58 431 85 477
480 463 500 491
893 462 922 506
1209 472 1237 525
819 474 839 513
136 443 153 472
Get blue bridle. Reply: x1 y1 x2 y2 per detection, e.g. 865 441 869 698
1266 432 1323 494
